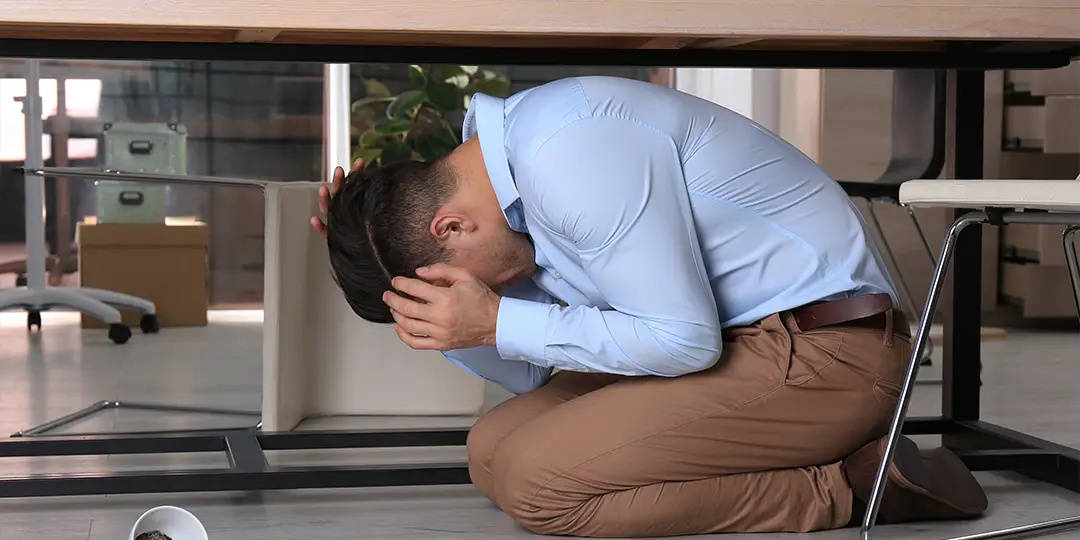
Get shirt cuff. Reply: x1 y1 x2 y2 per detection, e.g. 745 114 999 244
495 296 553 364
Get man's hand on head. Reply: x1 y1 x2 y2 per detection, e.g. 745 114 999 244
384 263 501 351
311 158 364 237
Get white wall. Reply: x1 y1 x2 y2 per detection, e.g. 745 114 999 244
675 68 781 134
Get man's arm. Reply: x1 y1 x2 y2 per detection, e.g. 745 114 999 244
496 117 723 377
310 159 554 394
441 279 556 394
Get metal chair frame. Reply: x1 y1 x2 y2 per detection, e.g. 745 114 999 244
862 210 1080 540
840 69 947 366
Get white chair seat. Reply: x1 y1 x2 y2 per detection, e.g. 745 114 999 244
900 179 1080 211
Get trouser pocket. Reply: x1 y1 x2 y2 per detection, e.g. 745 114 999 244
872 378 901 405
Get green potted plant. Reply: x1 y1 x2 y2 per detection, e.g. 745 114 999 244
351 65 511 167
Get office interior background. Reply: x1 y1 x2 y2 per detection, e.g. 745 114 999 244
1 58 1079 539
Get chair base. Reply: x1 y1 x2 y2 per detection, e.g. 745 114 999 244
0 286 155 324
0 285 156 343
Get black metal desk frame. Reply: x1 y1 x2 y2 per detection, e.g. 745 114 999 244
0 40 1078 498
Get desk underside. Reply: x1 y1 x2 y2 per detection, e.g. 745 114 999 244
1 0 1079 56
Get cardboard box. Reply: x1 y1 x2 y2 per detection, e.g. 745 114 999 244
77 221 209 328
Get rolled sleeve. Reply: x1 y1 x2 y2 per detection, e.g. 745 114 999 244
440 279 556 394
495 296 555 364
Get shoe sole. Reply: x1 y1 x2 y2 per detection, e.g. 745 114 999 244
882 436 988 519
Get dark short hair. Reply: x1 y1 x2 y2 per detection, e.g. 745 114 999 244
325 159 457 323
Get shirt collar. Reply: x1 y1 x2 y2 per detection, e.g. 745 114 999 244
462 93 520 220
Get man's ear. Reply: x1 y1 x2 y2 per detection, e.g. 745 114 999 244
430 212 477 243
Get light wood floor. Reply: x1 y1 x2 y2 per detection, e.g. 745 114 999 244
2 310 1080 539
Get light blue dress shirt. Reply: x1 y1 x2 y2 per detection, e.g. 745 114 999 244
441 76 898 395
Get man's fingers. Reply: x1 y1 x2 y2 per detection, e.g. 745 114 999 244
331 165 345 191
416 263 475 285
315 161 362 234
324 158 363 204
383 290 432 321
393 323 442 350
391 309 442 339
310 216 327 236
318 183 331 215
391 276 445 303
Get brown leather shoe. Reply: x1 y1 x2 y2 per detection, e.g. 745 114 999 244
842 435 988 524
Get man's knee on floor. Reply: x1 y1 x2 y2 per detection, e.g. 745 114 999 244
466 412 506 497
490 437 583 535
466 409 508 470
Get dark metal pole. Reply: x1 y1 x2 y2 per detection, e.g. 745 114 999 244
942 70 985 430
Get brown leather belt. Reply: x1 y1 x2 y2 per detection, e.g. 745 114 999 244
791 293 909 338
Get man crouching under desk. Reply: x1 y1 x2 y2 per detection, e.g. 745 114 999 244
311 76 988 537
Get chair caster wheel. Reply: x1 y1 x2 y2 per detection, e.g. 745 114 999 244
27 310 41 331
108 323 132 344
140 314 160 334
15 274 27 287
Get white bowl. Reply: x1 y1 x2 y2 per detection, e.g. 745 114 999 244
129 506 208 540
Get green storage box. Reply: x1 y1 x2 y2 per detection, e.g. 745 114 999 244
96 122 187 224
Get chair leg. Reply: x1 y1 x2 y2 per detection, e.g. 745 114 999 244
1063 225 1080 324
863 218 1080 540
861 212 985 540
865 202 921 326
907 206 939 267
905 205 939 363
864 199 933 363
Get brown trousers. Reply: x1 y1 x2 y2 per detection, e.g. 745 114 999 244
466 310 909 537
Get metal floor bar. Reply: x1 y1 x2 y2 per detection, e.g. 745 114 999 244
0 463 473 498
0 427 471 458
11 400 261 437
2 419 1079 498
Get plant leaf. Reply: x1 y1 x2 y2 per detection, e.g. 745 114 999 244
460 65 479 75
386 90 427 118
351 148 382 166
351 96 393 112
359 129 388 148
475 71 511 97
426 80 461 112
439 65 466 78
414 133 457 161
363 79 391 98
374 117 414 135
381 141 413 164
408 65 426 87
438 65 470 89
445 73 470 89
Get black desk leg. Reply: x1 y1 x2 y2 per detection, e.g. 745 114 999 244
942 70 984 443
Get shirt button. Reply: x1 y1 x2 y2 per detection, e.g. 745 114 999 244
554 272 561 279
